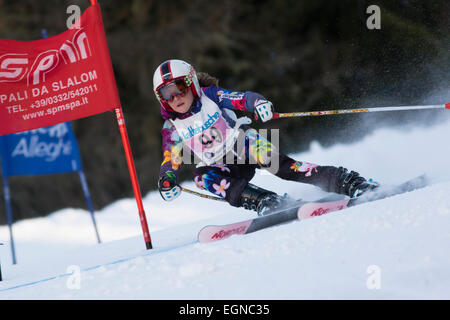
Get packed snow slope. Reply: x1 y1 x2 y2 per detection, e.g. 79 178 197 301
1 115 450 299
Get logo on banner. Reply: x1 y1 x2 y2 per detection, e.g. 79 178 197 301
0 29 91 86
0 4 121 136
11 123 73 162
0 122 82 176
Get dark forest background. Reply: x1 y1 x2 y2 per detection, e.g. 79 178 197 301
0 0 449 224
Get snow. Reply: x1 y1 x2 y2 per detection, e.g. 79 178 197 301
1 113 450 299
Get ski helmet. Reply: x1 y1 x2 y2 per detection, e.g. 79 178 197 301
153 59 201 113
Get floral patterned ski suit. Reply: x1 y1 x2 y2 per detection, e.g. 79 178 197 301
159 85 346 207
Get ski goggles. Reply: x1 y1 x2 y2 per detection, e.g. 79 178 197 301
158 79 189 103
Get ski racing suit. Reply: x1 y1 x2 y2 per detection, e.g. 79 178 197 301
159 85 349 207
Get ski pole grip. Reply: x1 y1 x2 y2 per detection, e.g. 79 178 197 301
446 103 450 110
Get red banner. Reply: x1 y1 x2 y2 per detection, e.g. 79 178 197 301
0 4 120 135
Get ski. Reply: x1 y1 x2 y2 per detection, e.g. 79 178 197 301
299 174 428 219
197 175 428 243
198 203 301 243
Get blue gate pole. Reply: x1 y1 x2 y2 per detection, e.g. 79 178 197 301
0 243 3 281
2 176 17 264
78 170 101 243
0 264 2 281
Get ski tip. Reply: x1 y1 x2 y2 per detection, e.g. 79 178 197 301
197 225 218 243
445 102 450 110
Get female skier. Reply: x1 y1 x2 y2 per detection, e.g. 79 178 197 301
154 59 378 216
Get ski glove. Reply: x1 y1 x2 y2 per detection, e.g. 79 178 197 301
158 176 181 201
254 100 274 123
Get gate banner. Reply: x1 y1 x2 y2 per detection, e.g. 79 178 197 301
0 4 120 135
0 122 82 177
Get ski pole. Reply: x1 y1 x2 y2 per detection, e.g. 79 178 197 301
272 103 450 119
179 186 227 202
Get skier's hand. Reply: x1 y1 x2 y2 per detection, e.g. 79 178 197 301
158 176 181 201
254 100 274 123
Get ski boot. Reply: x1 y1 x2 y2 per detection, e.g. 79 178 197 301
240 183 289 216
336 167 379 198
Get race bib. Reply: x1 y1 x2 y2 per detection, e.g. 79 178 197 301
171 94 248 165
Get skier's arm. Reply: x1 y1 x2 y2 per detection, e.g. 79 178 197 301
202 86 274 122
158 121 183 201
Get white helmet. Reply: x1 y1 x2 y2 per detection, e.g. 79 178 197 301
153 59 201 112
